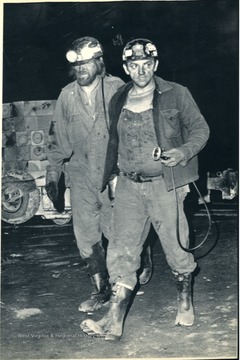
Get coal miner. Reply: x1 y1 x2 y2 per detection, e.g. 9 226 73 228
80 38 210 340
45 37 153 314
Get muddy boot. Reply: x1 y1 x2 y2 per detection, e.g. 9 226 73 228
78 271 111 313
80 284 133 341
175 273 194 327
139 245 153 285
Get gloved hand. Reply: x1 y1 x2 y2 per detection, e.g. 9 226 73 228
45 181 59 208
46 181 65 213
45 167 64 213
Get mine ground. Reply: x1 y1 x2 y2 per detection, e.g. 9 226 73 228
1 201 238 360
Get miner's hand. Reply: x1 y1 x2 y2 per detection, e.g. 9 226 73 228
45 181 64 213
160 148 185 167
45 181 58 203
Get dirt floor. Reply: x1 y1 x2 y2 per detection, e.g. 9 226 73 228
1 212 238 360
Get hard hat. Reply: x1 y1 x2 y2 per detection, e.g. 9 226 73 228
66 37 103 64
122 38 158 62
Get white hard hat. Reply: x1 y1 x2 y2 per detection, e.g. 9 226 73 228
122 38 158 62
66 37 103 64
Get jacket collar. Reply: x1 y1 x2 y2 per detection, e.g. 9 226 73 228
154 76 173 94
117 75 173 96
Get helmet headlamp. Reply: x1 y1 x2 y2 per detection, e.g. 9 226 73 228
66 37 103 64
66 50 79 63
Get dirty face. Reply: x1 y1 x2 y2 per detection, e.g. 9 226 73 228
123 58 158 88
72 59 99 86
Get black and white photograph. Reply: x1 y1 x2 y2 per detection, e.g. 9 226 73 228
1 1 238 359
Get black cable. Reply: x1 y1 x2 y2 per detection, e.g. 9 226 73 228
101 78 110 133
170 167 212 252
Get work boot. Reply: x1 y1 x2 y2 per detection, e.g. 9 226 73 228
78 271 111 312
175 272 194 326
80 284 133 341
138 245 153 285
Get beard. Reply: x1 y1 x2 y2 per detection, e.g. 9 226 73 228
76 70 98 86
70 58 105 85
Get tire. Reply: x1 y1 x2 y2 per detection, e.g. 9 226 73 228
52 217 72 226
2 171 40 225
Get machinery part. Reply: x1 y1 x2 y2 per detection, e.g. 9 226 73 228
2 171 40 225
52 217 72 226
207 168 238 200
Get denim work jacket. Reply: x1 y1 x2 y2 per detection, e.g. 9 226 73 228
102 76 210 191
46 75 124 185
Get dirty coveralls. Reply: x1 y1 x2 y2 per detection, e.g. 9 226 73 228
103 77 210 290
46 75 124 275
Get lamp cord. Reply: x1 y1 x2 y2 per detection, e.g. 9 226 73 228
170 167 212 252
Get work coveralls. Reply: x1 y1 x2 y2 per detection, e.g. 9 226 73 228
46 75 124 275
102 76 210 289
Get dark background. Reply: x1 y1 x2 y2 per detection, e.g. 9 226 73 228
3 0 239 173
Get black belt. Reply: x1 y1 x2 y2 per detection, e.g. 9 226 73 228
122 172 163 183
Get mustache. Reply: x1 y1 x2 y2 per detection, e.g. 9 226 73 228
78 71 88 75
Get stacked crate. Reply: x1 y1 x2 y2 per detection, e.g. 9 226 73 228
2 100 56 175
